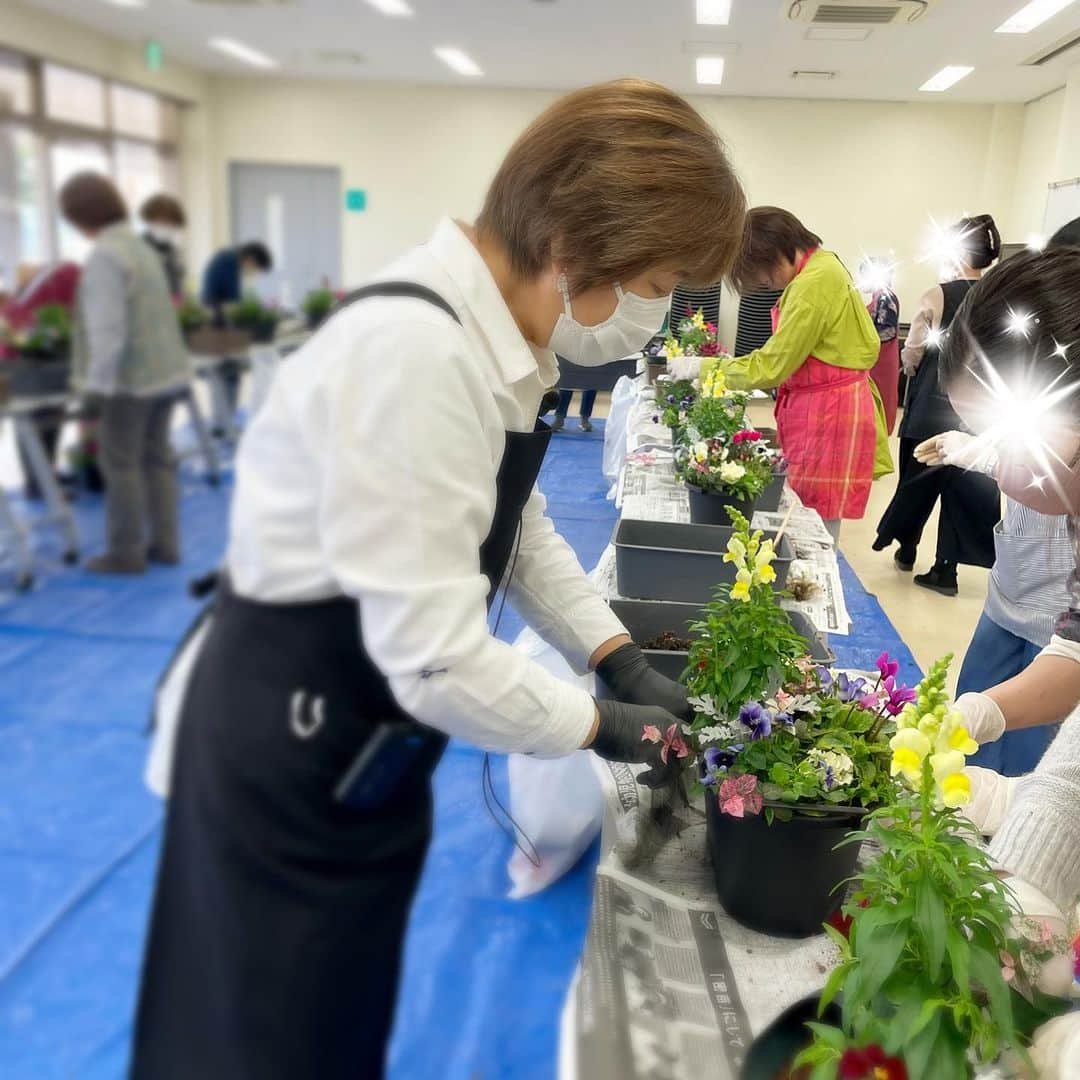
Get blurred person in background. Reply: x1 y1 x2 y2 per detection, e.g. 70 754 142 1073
201 239 273 324
60 172 191 574
140 193 187 299
1 260 81 499
858 255 901 435
722 207 892 543
551 387 596 432
873 214 1002 596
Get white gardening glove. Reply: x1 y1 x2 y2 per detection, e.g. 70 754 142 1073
666 354 703 381
1005 877 1076 998
915 431 997 474
954 692 1007 746
1029 1013 1080 1080
962 766 1019 837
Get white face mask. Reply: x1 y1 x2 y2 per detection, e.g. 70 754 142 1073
147 224 181 247
547 274 671 366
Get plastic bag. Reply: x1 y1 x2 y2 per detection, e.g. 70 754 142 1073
506 627 606 898
601 375 637 487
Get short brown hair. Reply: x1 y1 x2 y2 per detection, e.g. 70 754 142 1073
476 79 746 293
59 172 128 232
730 207 823 294
140 193 186 228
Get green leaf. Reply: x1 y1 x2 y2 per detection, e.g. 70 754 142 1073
970 945 1014 1036
944 931 970 1001
818 960 853 1012
854 920 907 1003
902 1011 942 1080
914 877 947 983
804 1022 847 1051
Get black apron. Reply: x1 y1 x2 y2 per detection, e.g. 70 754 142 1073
131 284 553 1080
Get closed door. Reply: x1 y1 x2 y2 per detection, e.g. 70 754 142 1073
229 162 342 309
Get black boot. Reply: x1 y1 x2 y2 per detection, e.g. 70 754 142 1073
894 544 917 572
914 561 958 597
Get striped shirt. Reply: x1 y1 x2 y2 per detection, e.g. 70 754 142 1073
984 499 1075 647
734 288 783 356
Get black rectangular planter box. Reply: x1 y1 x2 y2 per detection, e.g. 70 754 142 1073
614 519 795 604
607 598 834 686
757 469 787 513
557 354 639 392
8 360 71 398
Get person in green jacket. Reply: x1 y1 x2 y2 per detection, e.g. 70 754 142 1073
722 207 893 540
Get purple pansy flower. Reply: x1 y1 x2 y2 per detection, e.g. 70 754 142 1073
816 666 834 689
835 673 867 703
738 702 773 741
702 744 744 784
823 765 836 791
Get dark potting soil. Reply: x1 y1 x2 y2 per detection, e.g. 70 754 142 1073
642 631 692 652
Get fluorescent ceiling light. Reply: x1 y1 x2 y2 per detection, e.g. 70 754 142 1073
434 47 483 77
996 0 1079 34
364 0 414 16
101 0 147 7
919 65 974 92
696 56 725 85
209 38 278 70
697 0 732 25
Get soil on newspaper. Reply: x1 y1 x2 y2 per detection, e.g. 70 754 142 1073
642 632 691 651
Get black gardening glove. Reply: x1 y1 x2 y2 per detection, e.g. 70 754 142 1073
591 699 689 789
595 642 691 722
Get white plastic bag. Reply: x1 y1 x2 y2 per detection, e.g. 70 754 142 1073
507 627 606 898
145 615 213 798
601 375 638 487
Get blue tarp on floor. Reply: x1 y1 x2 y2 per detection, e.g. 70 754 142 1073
0 421 918 1078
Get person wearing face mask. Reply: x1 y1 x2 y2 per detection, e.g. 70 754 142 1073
131 79 746 1080
200 239 273 326
873 215 1003 597
913 248 1080 1066
140 194 187 300
720 207 892 543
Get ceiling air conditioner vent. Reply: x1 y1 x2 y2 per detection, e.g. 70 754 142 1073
1023 29 1080 66
787 1 930 24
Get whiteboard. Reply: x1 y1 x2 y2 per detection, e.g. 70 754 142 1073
1044 177 1080 237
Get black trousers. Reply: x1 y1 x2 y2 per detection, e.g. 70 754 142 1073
875 437 1000 568
132 592 435 1080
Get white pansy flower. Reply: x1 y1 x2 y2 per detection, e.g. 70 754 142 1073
806 748 855 788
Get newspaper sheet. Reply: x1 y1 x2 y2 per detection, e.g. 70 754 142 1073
559 780 839 1080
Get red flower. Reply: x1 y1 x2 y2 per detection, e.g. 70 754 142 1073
1072 930 1080 978
839 1045 907 1080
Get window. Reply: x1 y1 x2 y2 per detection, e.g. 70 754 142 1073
43 63 107 129
113 139 179 218
0 49 34 116
110 84 180 142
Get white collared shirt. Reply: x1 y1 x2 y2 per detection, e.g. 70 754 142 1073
226 219 626 756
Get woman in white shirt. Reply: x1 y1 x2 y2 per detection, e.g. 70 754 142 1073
131 79 747 1079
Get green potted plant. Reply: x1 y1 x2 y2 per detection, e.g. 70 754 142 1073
228 293 281 344
790 656 1071 1080
176 295 207 339
301 287 338 330
686 510 912 935
6 303 73 396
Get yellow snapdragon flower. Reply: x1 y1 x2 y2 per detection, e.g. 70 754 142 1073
889 728 931 785
731 568 753 602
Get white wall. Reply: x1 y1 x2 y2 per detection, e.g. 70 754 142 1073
1008 88 1066 241
206 77 1019 336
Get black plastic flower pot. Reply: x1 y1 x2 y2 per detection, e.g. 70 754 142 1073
756 469 788 513
9 359 71 397
740 994 841 1080
705 794 862 937
687 486 758 525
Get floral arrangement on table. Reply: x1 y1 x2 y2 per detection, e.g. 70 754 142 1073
5 303 72 362
227 293 281 342
685 513 907 820
655 377 697 434
301 286 342 329
794 655 1073 1080
175 295 207 335
661 306 728 362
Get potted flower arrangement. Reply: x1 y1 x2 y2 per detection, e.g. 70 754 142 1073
651 306 729 385
176 295 207 340
675 368 778 523
301 287 339 330
228 293 281 344
789 655 1072 1080
5 303 73 396
686 510 912 936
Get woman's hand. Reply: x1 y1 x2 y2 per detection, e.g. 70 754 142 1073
594 642 691 721
954 692 1007 744
961 766 1019 836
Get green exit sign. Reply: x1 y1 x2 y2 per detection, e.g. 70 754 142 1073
145 40 164 73
345 188 367 212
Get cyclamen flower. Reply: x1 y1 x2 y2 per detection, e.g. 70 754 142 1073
738 702 773 741
699 341 721 357
876 652 900 680
717 774 763 818
641 723 689 765
882 676 917 716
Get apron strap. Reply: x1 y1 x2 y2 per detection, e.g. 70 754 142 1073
333 281 462 325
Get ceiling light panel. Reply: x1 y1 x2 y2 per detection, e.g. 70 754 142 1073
919 65 974 91
697 0 733 24
364 0 414 16
209 37 279 69
996 0 1079 34
696 56 726 85
434 47 483 77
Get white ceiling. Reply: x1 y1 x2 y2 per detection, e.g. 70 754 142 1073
21 0 1080 103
